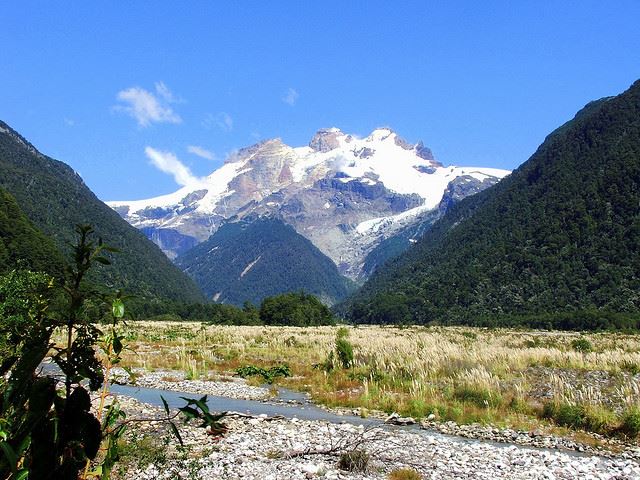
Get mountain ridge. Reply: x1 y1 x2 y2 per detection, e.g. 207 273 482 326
109 127 510 279
342 79 640 324
0 120 204 303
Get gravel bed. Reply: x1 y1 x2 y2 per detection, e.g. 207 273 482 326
112 368 270 400
114 369 640 462
114 396 640 480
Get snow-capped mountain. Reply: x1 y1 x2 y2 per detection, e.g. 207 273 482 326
108 127 510 279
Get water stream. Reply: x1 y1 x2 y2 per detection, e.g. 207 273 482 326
109 383 591 457
110 383 380 426
40 362 590 456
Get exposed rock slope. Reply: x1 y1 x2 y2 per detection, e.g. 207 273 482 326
109 127 509 279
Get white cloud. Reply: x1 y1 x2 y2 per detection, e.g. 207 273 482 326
187 145 215 161
154 81 176 102
64 117 76 126
115 82 182 127
282 87 299 106
202 112 233 132
145 147 198 186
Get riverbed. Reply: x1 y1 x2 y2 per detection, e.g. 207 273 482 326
108 374 640 480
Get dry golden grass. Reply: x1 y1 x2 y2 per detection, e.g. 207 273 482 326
107 322 640 437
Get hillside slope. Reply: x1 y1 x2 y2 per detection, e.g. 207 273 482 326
0 187 65 276
0 121 203 302
176 217 354 306
344 80 640 324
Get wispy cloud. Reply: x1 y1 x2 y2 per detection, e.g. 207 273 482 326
187 145 215 161
145 147 198 186
64 117 76 127
115 82 182 127
202 112 233 132
282 87 299 106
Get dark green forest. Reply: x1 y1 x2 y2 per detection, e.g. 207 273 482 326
0 187 64 277
260 291 335 326
342 80 640 329
176 217 354 306
0 121 203 303
131 291 335 326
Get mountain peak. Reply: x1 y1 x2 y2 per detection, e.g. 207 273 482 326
0 120 44 159
225 137 287 164
366 127 395 142
309 127 345 152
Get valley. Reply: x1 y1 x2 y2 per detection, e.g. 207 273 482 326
1 4 640 478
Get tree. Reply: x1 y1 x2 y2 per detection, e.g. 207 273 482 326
260 291 335 326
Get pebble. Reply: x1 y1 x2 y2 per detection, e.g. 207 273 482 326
112 368 269 400
114 395 640 480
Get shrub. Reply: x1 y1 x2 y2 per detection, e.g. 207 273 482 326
460 331 477 340
508 396 532 415
236 364 291 384
320 328 355 370
388 468 423 480
336 338 354 368
583 405 616 434
571 338 593 353
446 405 463 422
542 402 616 434
543 402 586 428
453 386 502 408
338 449 369 472
405 398 429 418
620 407 640 438
621 361 640 375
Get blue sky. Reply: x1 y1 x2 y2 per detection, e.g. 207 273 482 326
2 1 639 201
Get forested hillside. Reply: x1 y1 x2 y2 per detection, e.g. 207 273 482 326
0 187 64 276
177 217 354 306
0 121 203 303
343 80 640 327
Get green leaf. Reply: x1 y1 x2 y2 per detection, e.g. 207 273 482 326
194 395 210 413
15 469 29 480
161 395 170 416
0 441 18 474
113 335 123 355
178 406 199 420
112 299 125 318
169 421 183 447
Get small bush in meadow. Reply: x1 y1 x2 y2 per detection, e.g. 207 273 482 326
335 327 354 368
620 407 640 438
543 402 586 428
453 386 502 408
388 468 423 480
338 449 369 472
336 338 354 368
508 396 532 415
316 328 355 371
583 405 616 434
571 337 593 353
621 361 640 375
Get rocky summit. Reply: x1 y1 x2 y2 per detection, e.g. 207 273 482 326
108 127 509 279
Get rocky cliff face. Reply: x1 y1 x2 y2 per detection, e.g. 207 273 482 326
108 127 510 279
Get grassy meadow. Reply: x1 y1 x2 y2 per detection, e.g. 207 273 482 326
112 322 640 444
